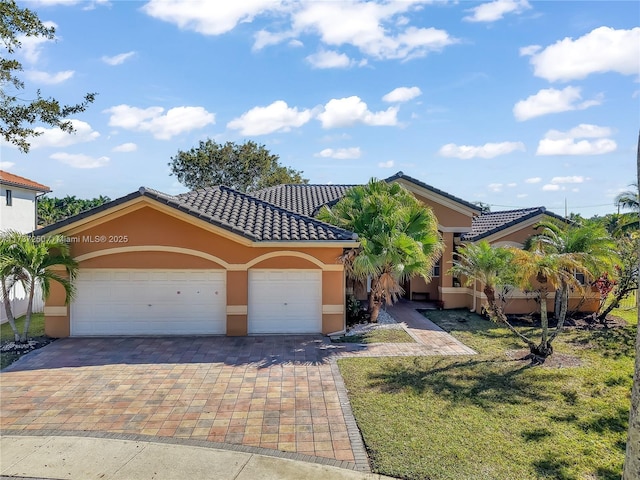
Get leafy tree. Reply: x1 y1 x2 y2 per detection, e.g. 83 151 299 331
595 234 638 323
37 195 111 226
318 179 443 322
0 0 95 153
0 231 77 341
169 139 308 192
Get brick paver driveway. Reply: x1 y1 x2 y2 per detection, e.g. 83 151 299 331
1 337 366 467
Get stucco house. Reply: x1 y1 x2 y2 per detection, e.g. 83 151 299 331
36 172 593 338
0 170 50 322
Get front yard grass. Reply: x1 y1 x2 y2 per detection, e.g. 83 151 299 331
1 313 46 369
338 308 636 480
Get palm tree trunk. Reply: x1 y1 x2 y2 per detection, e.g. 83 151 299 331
21 278 36 342
532 291 553 359
549 283 569 343
484 286 536 349
1 277 20 342
621 128 640 479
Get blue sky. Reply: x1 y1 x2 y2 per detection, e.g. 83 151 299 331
2 0 639 217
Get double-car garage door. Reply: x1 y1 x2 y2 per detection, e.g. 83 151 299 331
71 269 323 336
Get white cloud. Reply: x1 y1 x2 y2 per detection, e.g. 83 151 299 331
295 7 455 60
536 124 617 156
507 183 517 187
551 176 585 184
438 141 525 159
142 0 282 36
18 21 57 64
105 104 215 139
144 1 457 62
513 86 601 121
382 86 422 103
112 142 138 153
28 120 100 149
51 152 110 169
542 184 560 191
378 160 395 168
488 183 503 192
317 96 398 129
315 147 361 159
227 100 312 135
522 26 640 82
0 161 15 169
516 193 528 198
525 177 541 184
24 70 74 85
102 51 136 66
519 45 540 56
306 49 353 69
464 0 531 23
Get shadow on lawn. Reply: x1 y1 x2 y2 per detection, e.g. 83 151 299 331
367 357 570 408
569 324 637 359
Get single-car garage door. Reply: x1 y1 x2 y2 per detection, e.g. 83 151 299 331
71 269 226 336
248 270 322 334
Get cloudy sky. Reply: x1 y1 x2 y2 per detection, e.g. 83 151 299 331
2 0 638 217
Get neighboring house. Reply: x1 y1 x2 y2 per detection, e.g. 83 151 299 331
0 170 50 323
36 171 595 339
0 170 51 233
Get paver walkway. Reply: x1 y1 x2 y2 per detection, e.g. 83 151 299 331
0 302 474 473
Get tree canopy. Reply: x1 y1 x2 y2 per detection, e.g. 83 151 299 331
318 179 443 322
169 139 308 192
0 0 96 153
37 195 111 227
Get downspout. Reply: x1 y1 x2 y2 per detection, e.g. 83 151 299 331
34 190 49 231
470 279 477 312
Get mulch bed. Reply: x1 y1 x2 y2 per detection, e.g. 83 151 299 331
505 312 628 330
0 336 56 369
505 349 583 368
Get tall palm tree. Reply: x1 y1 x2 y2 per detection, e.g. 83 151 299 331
527 220 617 319
0 231 28 341
318 179 444 322
0 232 77 341
449 241 535 349
615 182 640 233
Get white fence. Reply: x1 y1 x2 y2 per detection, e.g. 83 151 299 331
0 281 44 323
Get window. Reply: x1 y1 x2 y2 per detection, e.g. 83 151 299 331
574 271 586 285
5 189 12 206
432 260 441 277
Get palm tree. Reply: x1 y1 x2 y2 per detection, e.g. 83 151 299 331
0 232 77 341
527 220 617 319
0 231 28 341
509 245 587 360
615 183 640 233
449 241 535 349
318 179 444 322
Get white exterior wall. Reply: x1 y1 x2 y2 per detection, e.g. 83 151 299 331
0 186 37 233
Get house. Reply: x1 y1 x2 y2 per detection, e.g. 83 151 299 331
0 170 50 323
0 170 51 233
36 172 594 338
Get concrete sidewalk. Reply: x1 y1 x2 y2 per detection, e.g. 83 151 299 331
1 435 394 480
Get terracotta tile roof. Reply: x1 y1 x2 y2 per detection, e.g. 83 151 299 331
0 170 51 193
250 184 356 217
36 185 358 243
461 207 566 241
384 171 483 212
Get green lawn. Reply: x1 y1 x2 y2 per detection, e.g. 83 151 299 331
1 313 46 369
338 308 636 480
333 327 415 344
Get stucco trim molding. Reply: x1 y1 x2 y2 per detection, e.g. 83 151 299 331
74 246 232 269
245 251 343 271
44 306 67 316
439 287 473 295
226 305 248 315
322 304 344 314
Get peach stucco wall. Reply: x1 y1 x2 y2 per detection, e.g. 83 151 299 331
44 202 347 337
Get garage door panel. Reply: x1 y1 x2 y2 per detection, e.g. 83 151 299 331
71 269 226 336
248 270 322 334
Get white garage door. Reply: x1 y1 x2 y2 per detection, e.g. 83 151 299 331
71 269 226 336
248 270 322 334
